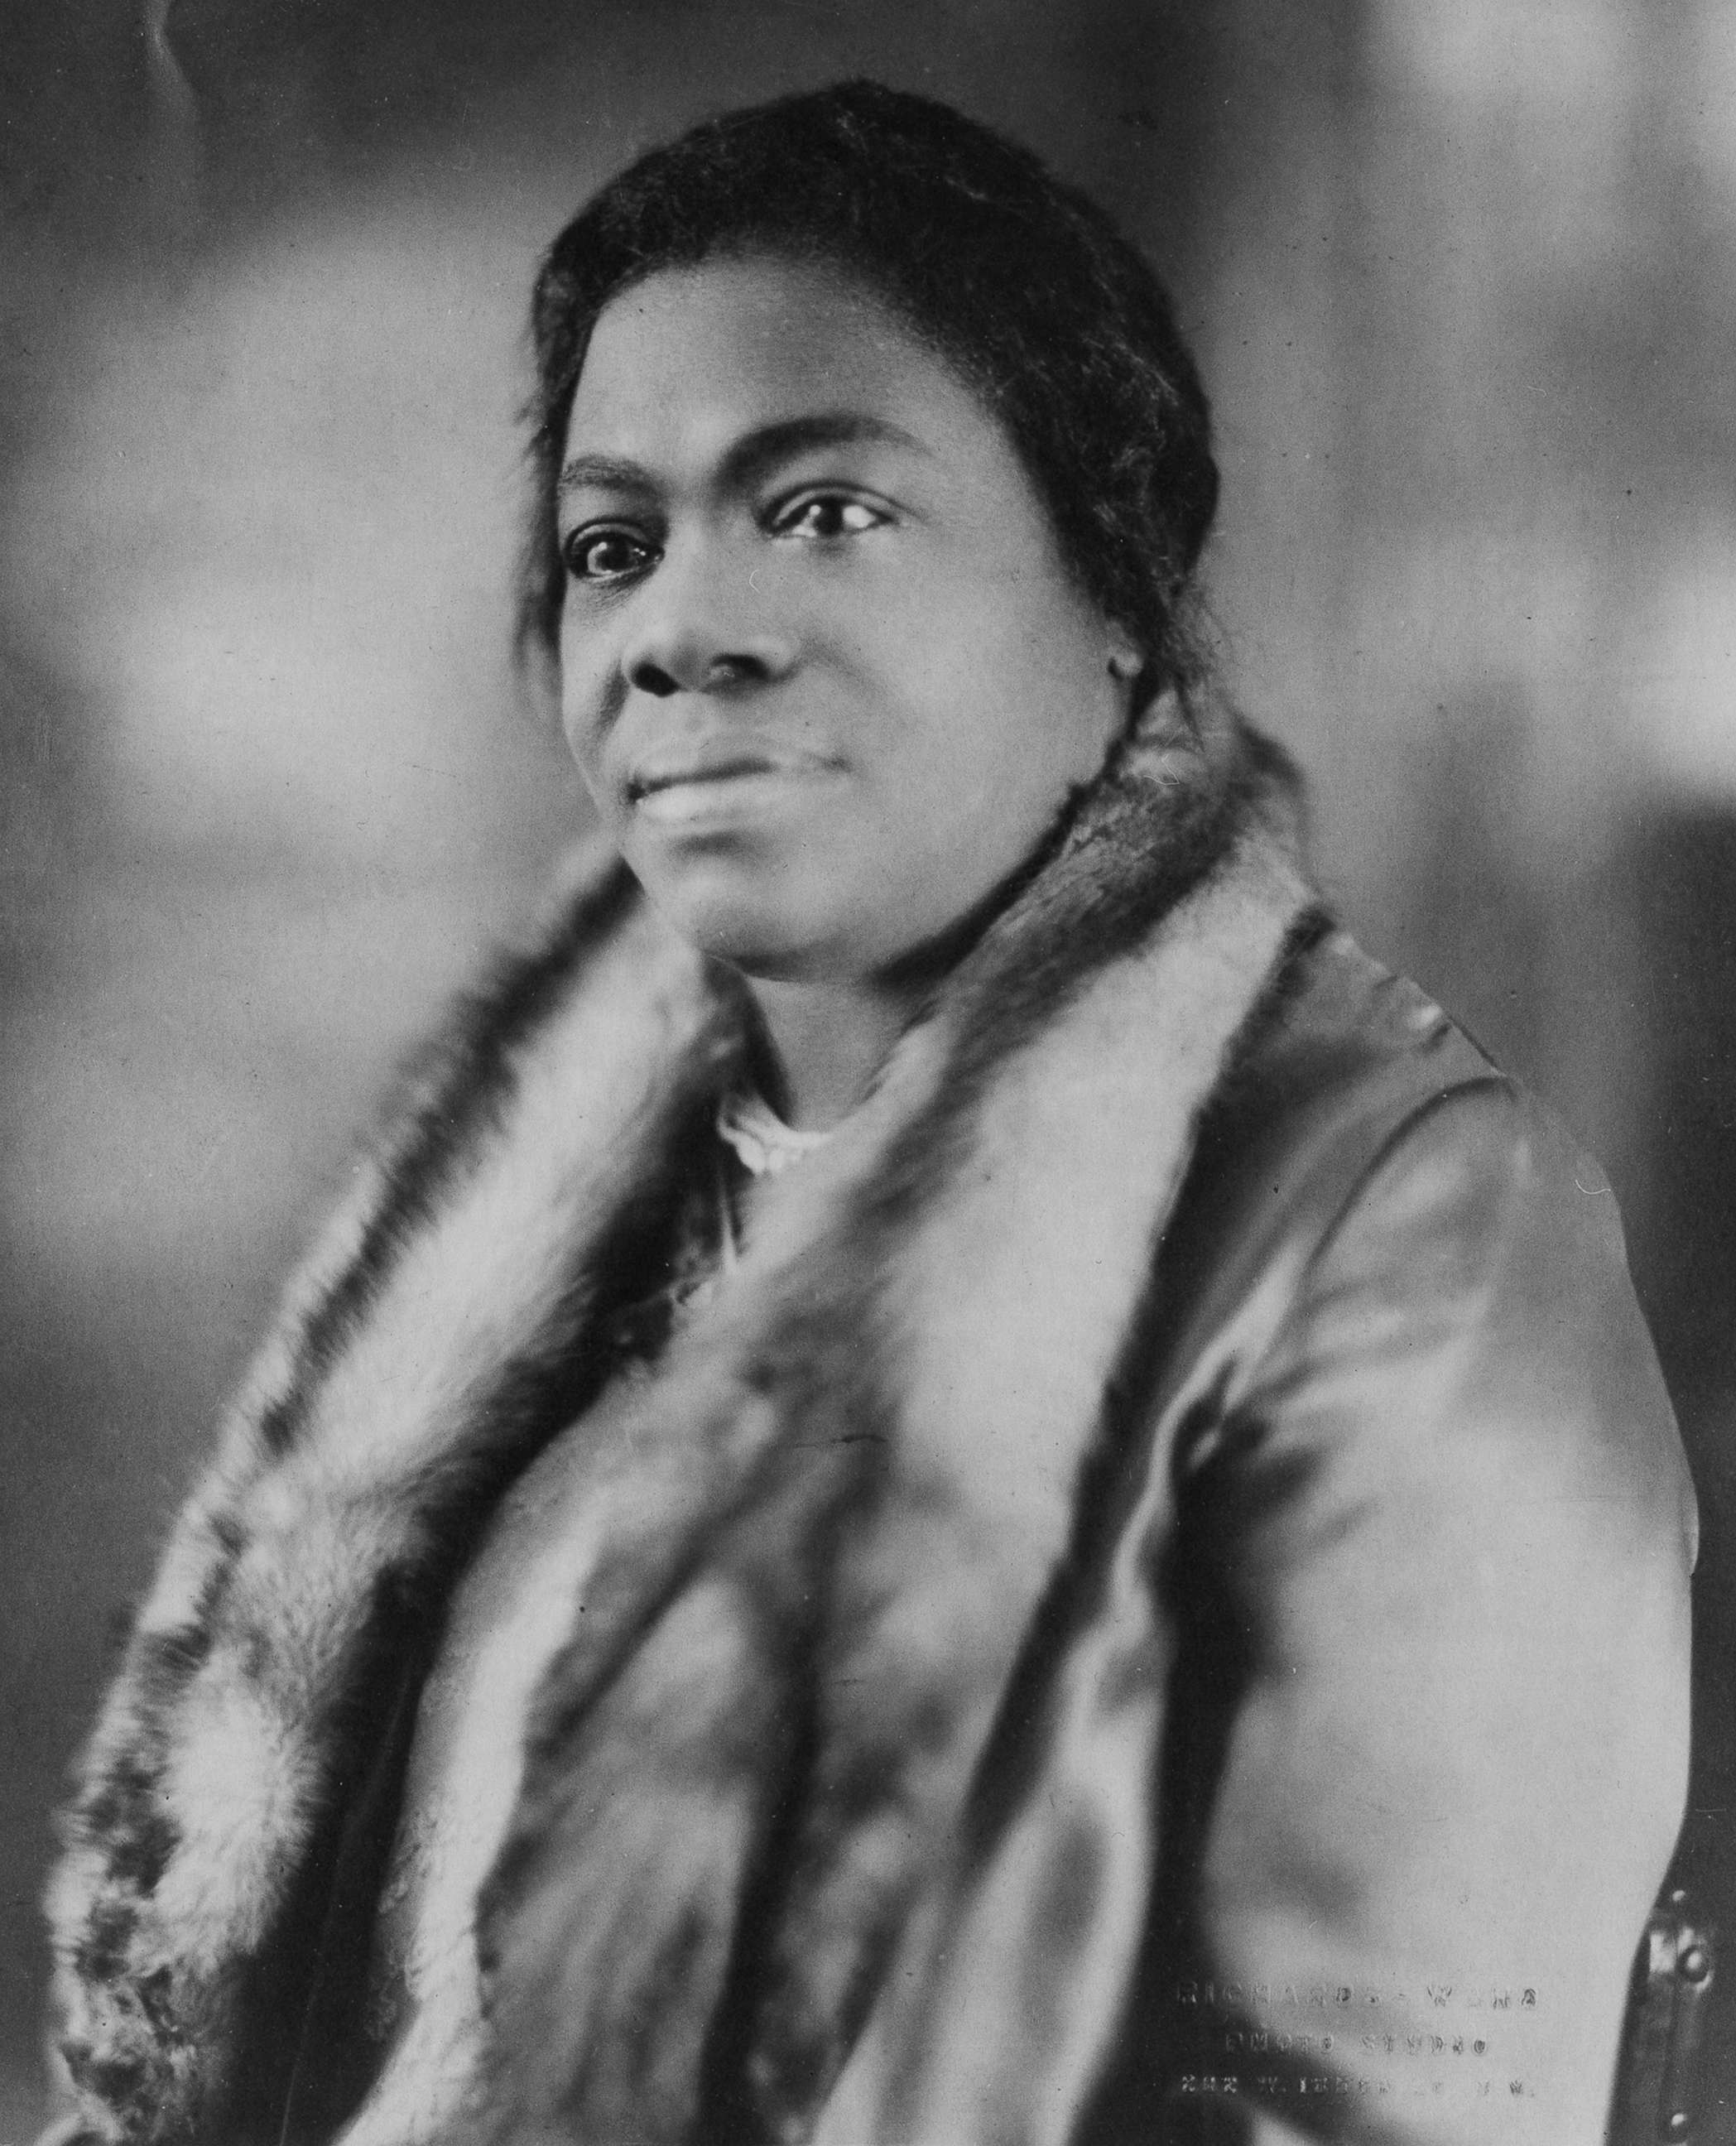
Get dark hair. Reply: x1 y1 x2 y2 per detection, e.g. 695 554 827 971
519 80 1220 703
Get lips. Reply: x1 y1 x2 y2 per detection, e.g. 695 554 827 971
629 753 783 801
625 737 839 809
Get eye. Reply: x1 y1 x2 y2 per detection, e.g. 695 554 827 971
562 527 658 584
771 493 888 541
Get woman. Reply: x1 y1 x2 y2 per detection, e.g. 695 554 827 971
42 83 1694 2146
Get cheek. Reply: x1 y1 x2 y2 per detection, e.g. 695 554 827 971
556 695 597 782
555 655 618 806
560 719 624 837
895 602 1116 808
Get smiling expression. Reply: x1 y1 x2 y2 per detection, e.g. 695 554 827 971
555 255 1138 984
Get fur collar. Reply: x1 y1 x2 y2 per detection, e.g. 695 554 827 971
47 704 1315 2145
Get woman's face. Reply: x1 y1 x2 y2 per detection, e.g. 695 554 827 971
555 255 1137 983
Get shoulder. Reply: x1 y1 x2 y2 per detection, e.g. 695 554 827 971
1261 928 1684 1479
1150 917 1696 1647
1167 923 1688 1499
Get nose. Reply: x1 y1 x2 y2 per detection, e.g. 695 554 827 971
620 542 796 698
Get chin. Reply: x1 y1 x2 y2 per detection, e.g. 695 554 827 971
629 845 850 979
642 884 825 979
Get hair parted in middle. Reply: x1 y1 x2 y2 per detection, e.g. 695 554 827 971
519 79 1222 711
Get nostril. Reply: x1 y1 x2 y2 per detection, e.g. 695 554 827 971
628 659 680 698
708 653 767 687
626 652 770 696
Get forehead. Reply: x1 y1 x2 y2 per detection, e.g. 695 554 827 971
563 255 999 473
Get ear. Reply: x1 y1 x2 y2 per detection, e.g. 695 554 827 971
1105 620 1144 683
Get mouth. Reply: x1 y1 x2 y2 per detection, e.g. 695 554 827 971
626 744 840 821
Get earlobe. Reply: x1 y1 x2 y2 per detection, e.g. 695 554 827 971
1106 626 1143 683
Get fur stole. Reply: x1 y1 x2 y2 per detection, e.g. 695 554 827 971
46 700 1317 2145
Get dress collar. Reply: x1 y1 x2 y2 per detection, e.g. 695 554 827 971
716 1087 834 1177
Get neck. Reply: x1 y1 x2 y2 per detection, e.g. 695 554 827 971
744 974 921 1132
736 834 1072 1131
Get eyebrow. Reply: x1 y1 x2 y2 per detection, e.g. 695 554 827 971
555 412 929 503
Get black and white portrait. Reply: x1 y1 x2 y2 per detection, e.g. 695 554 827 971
2 6 1731 2142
